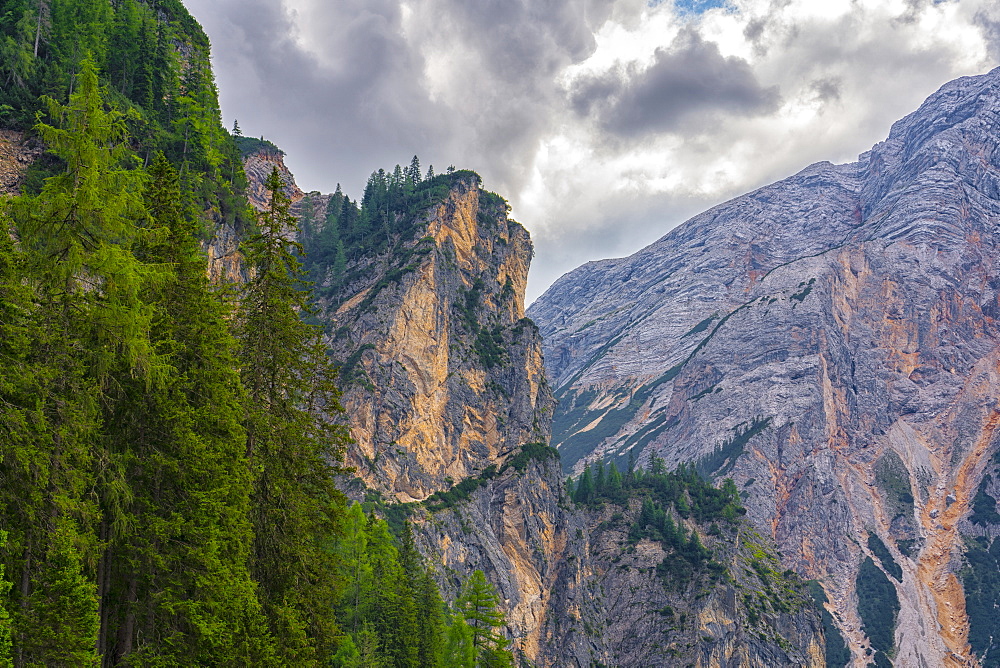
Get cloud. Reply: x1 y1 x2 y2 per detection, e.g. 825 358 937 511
183 0 1000 303
569 29 781 137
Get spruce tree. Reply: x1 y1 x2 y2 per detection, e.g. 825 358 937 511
4 55 152 665
237 166 350 662
96 153 274 665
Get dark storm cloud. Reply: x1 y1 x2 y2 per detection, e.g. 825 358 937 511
569 30 781 137
186 0 449 193
186 0 608 195
810 77 842 103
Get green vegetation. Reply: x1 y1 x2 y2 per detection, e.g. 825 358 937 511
805 581 851 668
0 13 518 665
856 556 899 664
681 314 718 338
0 0 253 233
425 443 558 511
961 536 1000 666
696 417 772 479
875 451 916 518
970 475 1000 526
789 278 816 304
569 458 743 588
867 532 902 582
299 158 495 307
330 507 513 668
234 134 284 157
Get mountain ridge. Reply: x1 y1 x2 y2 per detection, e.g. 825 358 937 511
530 64 1000 666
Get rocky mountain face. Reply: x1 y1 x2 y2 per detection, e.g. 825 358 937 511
277 166 825 665
529 67 1000 667
0 130 43 197
316 175 552 502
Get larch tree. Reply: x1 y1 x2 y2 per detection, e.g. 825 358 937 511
456 570 513 668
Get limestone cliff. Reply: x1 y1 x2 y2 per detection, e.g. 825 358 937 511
318 174 552 502
290 167 825 665
530 67 1000 666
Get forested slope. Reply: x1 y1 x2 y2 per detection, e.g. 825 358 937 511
0 1 514 665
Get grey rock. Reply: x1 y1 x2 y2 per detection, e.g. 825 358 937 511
530 67 1000 666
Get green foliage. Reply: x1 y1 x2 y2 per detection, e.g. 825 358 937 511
237 167 352 660
856 556 899 663
805 580 850 668
789 278 816 304
867 532 902 582
505 443 559 473
457 570 514 667
569 459 742 589
0 10 466 666
970 475 1000 527
961 536 1000 666
695 417 772 479
0 0 254 232
300 164 489 311
425 467 499 512
475 325 508 369
331 505 481 668
875 450 915 513
234 134 284 157
425 443 559 512
0 532 9 668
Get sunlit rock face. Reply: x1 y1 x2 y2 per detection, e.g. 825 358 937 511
292 171 823 666
530 67 1000 667
320 176 553 502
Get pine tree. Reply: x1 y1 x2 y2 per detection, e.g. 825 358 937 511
574 466 595 505
607 462 623 501
237 166 350 662
4 55 152 665
407 155 421 188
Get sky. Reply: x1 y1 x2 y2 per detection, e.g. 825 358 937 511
183 0 1000 303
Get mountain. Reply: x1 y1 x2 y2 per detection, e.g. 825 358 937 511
529 67 1000 666
272 155 826 665
0 0 826 663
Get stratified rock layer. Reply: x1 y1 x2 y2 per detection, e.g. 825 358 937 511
323 176 552 502
310 173 824 666
529 67 1000 666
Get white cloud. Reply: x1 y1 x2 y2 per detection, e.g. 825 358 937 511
184 0 1000 302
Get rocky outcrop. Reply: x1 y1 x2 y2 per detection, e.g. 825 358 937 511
0 130 43 196
542 495 823 667
322 176 552 502
414 454 824 667
202 146 305 284
297 168 825 665
529 67 1000 666
242 147 303 211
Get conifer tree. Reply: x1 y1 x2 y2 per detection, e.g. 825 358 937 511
457 570 512 667
4 55 152 665
237 166 350 662
444 613 475 668
95 153 274 664
0 531 13 668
